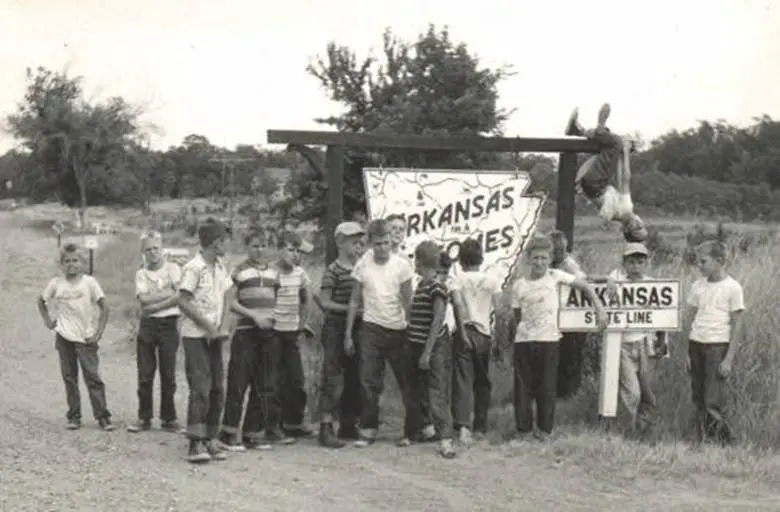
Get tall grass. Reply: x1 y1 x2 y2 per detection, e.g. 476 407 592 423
96 224 780 449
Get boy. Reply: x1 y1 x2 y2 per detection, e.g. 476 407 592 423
685 240 744 445
568 104 648 243
607 242 664 438
402 241 456 458
216 229 281 451
510 235 606 441
449 238 502 443
272 231 312 440
346 219 417 447
38 243 113 431
178 219 234 463
128 231 182 433
317 221 365 448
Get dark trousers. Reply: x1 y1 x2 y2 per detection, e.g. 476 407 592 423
358 322 417 438
221 328 279 439
451 325 492 432
513 342 560 434
689 341 733 444
406 334 454 439
55 334 111 421
274 331 308 429
318 316 362 425
183 337 224 441
557 332 584 399
136 316 179 422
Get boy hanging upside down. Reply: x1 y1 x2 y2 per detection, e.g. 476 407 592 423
568 103 648 243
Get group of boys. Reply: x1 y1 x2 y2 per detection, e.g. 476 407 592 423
37 211 745 463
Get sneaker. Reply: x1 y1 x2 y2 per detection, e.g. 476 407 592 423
421 425 437 442
187 441 211 464
337 423 360 440
396 437 412 448
283 425 315 438
217 432 247 452
353 437 375 448
160 420 182 433
458 426 473 445
439 439 457 459
265 428 296 445
127 420 152 433
243 436 272 451
204 440 228 461
318 423 345 449
66 419 81 430
98 418 115 432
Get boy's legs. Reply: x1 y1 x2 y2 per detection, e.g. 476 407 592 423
204 339 226 441
220 328 258 446
157 316 180 425
277 331 309 435
357 322 389 442
696 342 733 444
512 343 534 435
451 328 476 432
242 329 273 443
472 329 492 434
55 334 81 425
318 317 348 447
256 332 290 442
387 329 422 440
533 342 560 436
688 341 707 442
426 333 454 443
618 341 642 430
135 318 158 426
338 321 362 438
74 342 111 422
183 336 212 441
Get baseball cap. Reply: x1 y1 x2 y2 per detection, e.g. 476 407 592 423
623 242 649 257
334 222 365 237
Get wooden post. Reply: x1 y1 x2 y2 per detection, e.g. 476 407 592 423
556 118 579 252
325 146 344 264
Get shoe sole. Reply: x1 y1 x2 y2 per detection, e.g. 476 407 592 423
187 455 211 464
66 425 81 430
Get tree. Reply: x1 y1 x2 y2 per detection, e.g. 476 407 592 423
6 66 146 228
289 24 514 223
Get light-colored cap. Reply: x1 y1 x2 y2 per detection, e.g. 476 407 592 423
334 222 365 237
623 242 649 257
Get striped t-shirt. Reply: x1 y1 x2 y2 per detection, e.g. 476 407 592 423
407 277 449 344
273 265 311 332
320 261 355 317
232 259 277 331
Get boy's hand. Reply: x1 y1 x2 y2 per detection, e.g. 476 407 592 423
205 324 221 341
595 308 608 331
344 336 355 357
718 355 734 379
251 314 273 330
418 350 432 371
44 317 56 330
85 332 102 345
301 325 315 339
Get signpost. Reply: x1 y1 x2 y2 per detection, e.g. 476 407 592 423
52 221 64 248
558 279 682 418
84 236 99 275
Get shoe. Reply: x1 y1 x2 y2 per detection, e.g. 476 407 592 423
337 423 359 440
457 426 473 445
420 425 439 442
396 437 412 447
283 425 314 438
204 440 228 461
187 441 211 464
127 420 152 433
533 430 551 442
318 423 345 449
98 418 115 432
353 437 375 448
66 419 81 430
217 432 247 452
438 439 457 459
265 428 296 445
242 435 271 451
160 420 182 433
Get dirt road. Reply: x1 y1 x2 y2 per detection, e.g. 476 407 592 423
1 213 778 512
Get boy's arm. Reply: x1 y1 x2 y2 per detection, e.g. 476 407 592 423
93 297 109 342
217 288 234 336
37 296 55 328
724 284 746 363
571 276 606 327
345 282 362 340
179 291 217 336
400 279 413 320
319 287 349 313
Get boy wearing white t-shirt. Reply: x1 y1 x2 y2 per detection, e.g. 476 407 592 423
346 219 417 446
449 239 502 443
510 236 606 441
685 241 744 445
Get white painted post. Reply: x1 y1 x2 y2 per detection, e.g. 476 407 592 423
598 331 623 417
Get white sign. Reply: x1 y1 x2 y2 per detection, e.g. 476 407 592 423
83 236 99 250
363 168 544 288
558 280 682 332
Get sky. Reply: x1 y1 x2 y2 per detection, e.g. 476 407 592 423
1 0 778 153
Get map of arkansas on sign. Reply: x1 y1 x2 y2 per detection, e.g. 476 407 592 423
363 168 544 289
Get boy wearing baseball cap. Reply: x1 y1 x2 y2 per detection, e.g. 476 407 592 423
317 221 365 447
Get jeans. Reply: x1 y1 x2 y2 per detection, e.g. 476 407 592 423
183 337 224 441
136 316 179 422
451 325 491 432
318 315 362 425
513 342 559 434
406 333 454 439
55 334 111 421
274 331 308 429
689 341 733 444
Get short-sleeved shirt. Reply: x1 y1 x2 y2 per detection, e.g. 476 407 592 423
179 253 232 338
135 261 182 318
273 265 310 332
407 277 449 343
352 253 414 330
687 276 745 343
232 259 278 331
320 261 356 319
608 268 654 343
42 275 105 343
450 270 502 336
577 127 623 200
511 269 575 342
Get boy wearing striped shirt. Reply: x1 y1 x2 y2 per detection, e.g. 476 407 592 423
317 222 365 448
402 241 456 459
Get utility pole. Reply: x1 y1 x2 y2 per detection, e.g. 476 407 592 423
208 155 257 234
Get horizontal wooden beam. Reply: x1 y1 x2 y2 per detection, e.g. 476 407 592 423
267 129 600 153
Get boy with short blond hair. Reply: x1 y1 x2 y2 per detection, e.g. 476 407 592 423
37 243 113 431
685 240 744 445
128 231 182 433
510 235 606 440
